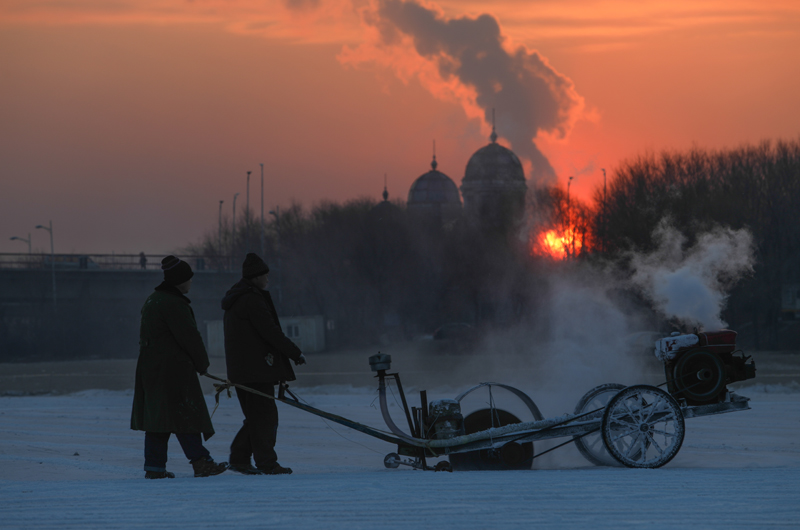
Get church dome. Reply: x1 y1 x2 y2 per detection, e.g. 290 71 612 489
460 125 527 229
462 138 526 191
369 185 403 223
408 158 461 206
407 155 462 225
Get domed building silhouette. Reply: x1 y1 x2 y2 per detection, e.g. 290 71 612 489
460 122 527 230
369 179 403 224
407 152 462 227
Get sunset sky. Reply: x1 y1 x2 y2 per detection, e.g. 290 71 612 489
1 0 799 254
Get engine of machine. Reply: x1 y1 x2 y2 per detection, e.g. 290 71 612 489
427 399 464 440
655 330 756 405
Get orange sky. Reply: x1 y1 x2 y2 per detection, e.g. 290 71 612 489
1 0 799 253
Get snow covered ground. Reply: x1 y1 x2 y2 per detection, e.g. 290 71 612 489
1 380 799 529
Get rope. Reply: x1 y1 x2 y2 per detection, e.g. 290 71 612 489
385 379 405 411
209 383 231 419
289 387 385 456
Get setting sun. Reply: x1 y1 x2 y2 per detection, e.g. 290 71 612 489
532 228 583 260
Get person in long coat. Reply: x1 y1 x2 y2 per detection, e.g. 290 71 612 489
222 253 306 475
131 255 228 479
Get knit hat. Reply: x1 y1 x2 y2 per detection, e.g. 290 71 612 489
161 255 194 286
242 253 270 279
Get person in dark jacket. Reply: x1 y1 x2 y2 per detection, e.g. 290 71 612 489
131 255 228 479
222 253 306 475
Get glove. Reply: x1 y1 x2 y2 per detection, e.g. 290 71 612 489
294 354 306 366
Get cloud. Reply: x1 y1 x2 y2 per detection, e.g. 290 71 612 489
0 0 362 44
284 0 322 10
339 0 585 184
4 0 588 182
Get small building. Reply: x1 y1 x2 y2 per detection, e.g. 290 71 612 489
205 320 226 357
205 314 326 357
281 315 326 352
782 284 800 319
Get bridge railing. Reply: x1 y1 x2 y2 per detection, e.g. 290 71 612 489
0 253 232 271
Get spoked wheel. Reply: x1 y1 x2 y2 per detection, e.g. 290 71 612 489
601 385 685 468
572 383 626 466
449 409 533 470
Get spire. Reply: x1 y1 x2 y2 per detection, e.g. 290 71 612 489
431 140 438 170
383 173 389 201
490 108 497 143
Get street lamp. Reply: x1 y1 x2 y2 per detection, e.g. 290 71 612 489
566 176 574 259
269 208 281 303
10 234 31 254
232 193 240 266
246 170 251 254
35 221 56 308
601 168 607 255
567 175 573 206
260 163 264 257
218 200 224 270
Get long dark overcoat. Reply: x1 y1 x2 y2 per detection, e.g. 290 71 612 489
131 283 214 440
222 279 302 385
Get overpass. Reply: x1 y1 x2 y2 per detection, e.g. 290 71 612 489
0 268 239 362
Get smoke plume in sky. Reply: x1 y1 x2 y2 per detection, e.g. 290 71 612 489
629 222 755 331
340 0 586 183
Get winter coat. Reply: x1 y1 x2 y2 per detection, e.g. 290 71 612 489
131 282 214 440
221 278 302 385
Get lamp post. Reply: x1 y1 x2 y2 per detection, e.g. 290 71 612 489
269 208 281 303
260 163 264 257
566 176 574 259
10 234 31 254
35 221 56 308
232 193 240 266
246 171 251 254
218 200 224 270
601 168 607 255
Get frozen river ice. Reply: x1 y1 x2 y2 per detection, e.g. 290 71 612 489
1 381 799 529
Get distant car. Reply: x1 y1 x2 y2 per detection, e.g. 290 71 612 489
433 322 475 341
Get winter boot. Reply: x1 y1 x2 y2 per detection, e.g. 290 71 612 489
257 463 292 475
191 457 228 477
145 470 175 479
228 463 264 475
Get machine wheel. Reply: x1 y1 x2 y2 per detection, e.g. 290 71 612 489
449 408 533 471
673 350 726 404
601 385 685 468
572 383 626 466
383 453 400 469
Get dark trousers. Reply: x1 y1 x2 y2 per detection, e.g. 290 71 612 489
144 432 210 472
230 382 279 469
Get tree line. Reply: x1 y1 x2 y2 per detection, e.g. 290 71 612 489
186 195 545 348
187 137 800 350
588 138 800 349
